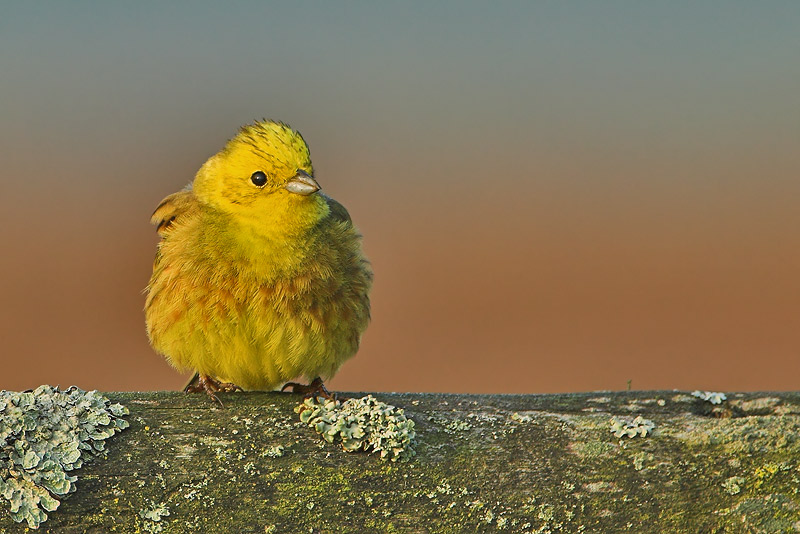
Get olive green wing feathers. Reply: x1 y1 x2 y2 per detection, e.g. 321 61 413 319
151 186 198 236
146 186 199 306
323 194 353 226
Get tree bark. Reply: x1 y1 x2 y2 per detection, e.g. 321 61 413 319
3 390 800 533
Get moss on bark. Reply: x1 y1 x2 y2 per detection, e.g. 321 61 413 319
3 390 800 533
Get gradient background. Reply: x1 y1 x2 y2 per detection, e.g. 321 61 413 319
1 2 798 394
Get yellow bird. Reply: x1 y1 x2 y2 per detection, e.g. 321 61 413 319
144 120 372 399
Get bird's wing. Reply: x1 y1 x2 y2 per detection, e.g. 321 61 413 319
146 185 199 309
151 186 198 236
323 194 353 226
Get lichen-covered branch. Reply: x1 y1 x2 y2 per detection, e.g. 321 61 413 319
3 390 800 533
0 387 129 529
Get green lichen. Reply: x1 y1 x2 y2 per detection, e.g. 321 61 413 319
0 385 129 528
609 416 654 438
295 395 416 461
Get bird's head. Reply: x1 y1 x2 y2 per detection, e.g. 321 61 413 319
193 120 327 231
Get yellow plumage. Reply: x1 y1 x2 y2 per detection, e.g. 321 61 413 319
144 120 372 392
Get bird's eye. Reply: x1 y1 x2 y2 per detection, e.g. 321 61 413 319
250 171 268 187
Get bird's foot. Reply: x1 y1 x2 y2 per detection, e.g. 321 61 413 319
281 377 337 401
185 374 242 407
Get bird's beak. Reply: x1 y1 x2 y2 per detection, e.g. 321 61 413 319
285 170 320 196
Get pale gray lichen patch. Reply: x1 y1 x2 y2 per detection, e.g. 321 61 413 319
139 501 170 533
632 451 649 471
692 391 727 405
722 476 745 495
610 416 655 438
510 412 533 424
0 385 129 528
262 445 285 458
426 412 474 436
296 395 416 462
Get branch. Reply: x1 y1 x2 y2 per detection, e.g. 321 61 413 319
3 390 800 533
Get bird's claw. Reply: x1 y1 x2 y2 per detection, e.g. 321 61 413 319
281 377 337 401
185 374 242 407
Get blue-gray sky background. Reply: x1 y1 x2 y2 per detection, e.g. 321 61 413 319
1 2 799 392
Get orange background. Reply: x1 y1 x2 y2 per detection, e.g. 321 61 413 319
1 4 798 393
